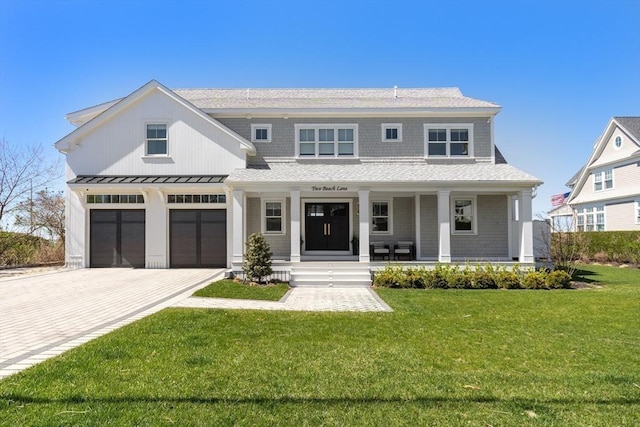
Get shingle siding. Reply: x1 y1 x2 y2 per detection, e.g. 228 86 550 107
246 197 291 258
216 117 493 165
420 195 439 258
451 195 508 258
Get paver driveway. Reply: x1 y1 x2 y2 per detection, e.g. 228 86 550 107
0 268 223 379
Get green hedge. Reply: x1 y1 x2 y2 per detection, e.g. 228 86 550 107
373 264 571 290
552 231 640 264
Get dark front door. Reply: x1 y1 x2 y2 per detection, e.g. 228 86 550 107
305 203 349 251
170 209 226 268
90 209 145 268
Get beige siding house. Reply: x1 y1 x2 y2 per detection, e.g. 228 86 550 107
55 80 541 285
561 117 640 231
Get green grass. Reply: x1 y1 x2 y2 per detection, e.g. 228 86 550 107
193 279 289 301
1 264 639 426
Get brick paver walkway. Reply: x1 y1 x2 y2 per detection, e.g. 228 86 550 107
174 287 393 312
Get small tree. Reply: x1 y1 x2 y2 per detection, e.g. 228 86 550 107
242 233 273 284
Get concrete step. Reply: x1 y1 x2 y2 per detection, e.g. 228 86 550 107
290 262 372 287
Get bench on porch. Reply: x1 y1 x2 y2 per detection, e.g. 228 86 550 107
369 242 390 260
393 241 415 260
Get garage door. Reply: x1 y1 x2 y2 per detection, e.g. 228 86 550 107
170 210 226 268
90 210 145 268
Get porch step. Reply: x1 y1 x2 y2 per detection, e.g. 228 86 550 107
290 262 372 288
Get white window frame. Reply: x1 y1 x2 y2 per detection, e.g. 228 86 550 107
451 196 477 235
371 199 393 234
294 124 358 158
251 124 272 143
424 124 474 158
262 199 286 235
382 123 403 142
635 201 640 225
145 123 168 156
593 169 614 192
614 135 623 149
576 205 605 231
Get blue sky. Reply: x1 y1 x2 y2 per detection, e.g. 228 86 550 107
1 0 639 216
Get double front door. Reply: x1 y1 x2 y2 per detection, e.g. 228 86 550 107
305 203 349 251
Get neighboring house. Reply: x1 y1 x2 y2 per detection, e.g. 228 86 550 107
55 80 541 274
559 117 640 232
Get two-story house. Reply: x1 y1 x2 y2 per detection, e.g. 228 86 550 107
557 117 640 232
55 80 541 280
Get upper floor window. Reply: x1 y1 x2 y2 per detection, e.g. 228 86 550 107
295 124 357 158
614 136 622 149
146 124 167 155
593 169 613 191
251 124 272 143
576 206 604 231
424 124 473 157
382 123 403 142
636 201 640 224
452 197 477 234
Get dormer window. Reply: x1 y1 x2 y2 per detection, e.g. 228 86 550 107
251 124 272 143
382 124 403 142
146 124 167 155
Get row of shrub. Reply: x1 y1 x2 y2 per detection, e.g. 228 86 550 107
373 264 572 290
552 230 640 265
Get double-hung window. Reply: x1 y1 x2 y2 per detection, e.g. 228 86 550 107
146 124 167 155
371 201 391 234
593 169 613 191
263 200 285 234
295 124 357 157
424 124 473 157
251 124 272 143
452 197 477 234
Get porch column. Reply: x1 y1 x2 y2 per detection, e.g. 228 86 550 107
518 189 535 263
232 189 244 264
437 190 451 263
290 190 301 263
358 190 370 262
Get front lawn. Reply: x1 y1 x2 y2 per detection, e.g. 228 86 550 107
193 279 289 301
1 265 638 425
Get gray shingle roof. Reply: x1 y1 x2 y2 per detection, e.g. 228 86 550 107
226 161 541 185
614 116 640 140
173 88 500 110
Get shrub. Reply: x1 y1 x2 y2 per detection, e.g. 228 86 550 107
522 270 547 290
424 265 449 289
546 270 572 289
242 233 273 284
448 269 473 289
373 265 404 288
496 270 522 289
473 269 498 289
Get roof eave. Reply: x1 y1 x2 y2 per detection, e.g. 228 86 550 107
205 106 501 118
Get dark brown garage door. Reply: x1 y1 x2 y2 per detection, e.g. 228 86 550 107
90 210 145 268
170 210 226 268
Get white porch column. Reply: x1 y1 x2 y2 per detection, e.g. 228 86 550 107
232 189 244 264
518 189 535 263
358 190 370 262
437 190 451 263
290 190 301 263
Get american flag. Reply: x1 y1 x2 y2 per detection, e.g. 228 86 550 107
551 192 570 207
